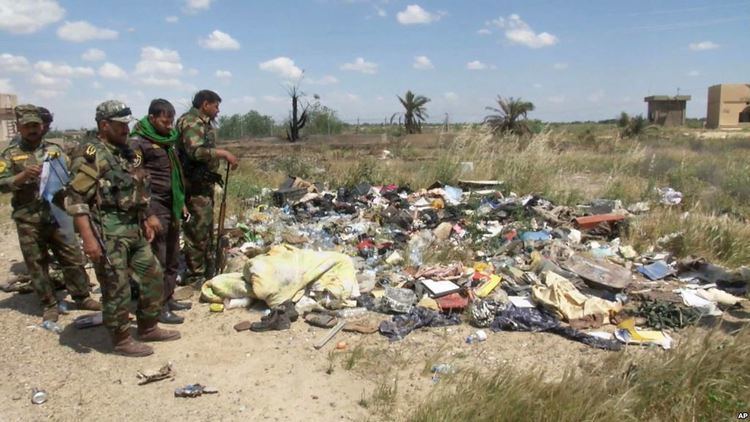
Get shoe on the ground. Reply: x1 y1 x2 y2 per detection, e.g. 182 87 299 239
167 299 192 311
250 309 291 332
281 300 299 322
42 305 59 323
158 306 184 325
112 330 153 357
137 319 181 342
75 296 102 311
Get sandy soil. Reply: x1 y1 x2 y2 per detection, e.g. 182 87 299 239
0 220 630 422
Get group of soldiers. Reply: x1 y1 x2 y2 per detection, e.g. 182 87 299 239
0 90 238 357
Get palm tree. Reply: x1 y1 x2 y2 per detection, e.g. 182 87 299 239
484 96 535 136
397 91 430 134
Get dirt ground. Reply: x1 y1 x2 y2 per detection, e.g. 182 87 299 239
0 219 632 421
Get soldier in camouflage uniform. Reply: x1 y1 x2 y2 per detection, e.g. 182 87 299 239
176 90 238 285
0 105 100 323
9 106 53 148
66 100 180 357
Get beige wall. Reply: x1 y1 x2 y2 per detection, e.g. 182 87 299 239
0 93 18 143
706 84 750 129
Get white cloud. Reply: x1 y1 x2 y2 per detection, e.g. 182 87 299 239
98 62 127 79
57 20 118 42
547 95 565 104
444 92 458 101
396 4 442 25
341 57 378 74
139 76 183 88
552 62 568 70
187 68 199 76
34 89 64 99
413 55 434 70
689 41 719 51
215 69 232 79
31 72 71 88
587 89 604 103
92 81 102 89
0 0 65 34
34 61 94 77
490 14 558 48
466 60 487 70
308 75 339 85
184 0 213 14
477 28 492 35
687 70 701 77
259 57 303 80
134 46 183 76
0 53 30 72
81 48 106 62
199 30 240 50
533 83 543 89
0 78 14 92
165 16 179 23
375 6 386 17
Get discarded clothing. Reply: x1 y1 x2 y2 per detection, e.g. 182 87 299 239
531 272 620 323
490 306 622 351
200 272 247 304
379 307 461 341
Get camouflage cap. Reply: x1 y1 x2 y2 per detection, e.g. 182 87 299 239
14 104 43 126
95 100 133 123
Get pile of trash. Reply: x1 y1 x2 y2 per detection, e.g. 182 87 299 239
201 177 749 350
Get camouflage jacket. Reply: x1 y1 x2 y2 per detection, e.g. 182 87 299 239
176 107 219 181
65 137 153 238
0 138 68 224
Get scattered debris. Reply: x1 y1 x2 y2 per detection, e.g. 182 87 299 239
137 363 175 385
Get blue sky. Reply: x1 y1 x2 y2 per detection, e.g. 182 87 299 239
0 0 748 129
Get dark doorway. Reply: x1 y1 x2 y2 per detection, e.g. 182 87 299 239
740 106 750 123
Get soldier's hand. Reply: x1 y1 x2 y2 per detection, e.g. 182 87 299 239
14 165 42 185
145 215 163 235
82 237 103 263
217 149 239 170
144 222 155 243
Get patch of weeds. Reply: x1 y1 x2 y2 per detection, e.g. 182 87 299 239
344 345 366 370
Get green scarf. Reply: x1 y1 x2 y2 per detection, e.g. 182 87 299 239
131 117 185 220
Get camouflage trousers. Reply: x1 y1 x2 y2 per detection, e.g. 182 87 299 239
183 191 214 284
151 212 180 303
94 234 163 335
16 220 90 308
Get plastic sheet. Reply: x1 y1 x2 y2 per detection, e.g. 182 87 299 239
379 307 461 341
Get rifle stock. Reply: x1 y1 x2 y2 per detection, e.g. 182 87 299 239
213 164 230 277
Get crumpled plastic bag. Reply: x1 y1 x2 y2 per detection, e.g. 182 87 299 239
379 307 461 341
490 306 622 351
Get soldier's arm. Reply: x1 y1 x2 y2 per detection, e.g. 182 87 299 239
65 151 103 261
64 154 98 217
0 155 15 193
180 119 216 163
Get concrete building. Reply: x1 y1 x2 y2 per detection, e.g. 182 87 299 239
0 93 18 143
706 84 750 129
644 95 691 127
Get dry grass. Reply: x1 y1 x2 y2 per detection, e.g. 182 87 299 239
408 327 750 422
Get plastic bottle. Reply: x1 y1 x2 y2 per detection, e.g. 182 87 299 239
40 321 62 334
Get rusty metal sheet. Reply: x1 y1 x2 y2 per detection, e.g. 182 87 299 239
562 254 632 291
574 213 625 230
